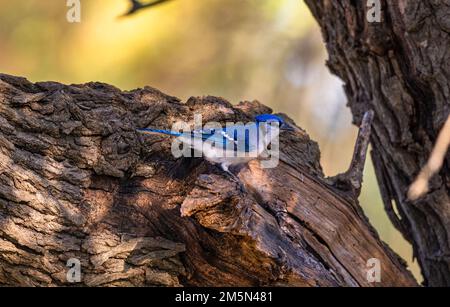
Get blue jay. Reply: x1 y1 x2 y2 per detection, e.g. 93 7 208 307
138 114 294 181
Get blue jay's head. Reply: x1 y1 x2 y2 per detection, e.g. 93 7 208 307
255 114 294 131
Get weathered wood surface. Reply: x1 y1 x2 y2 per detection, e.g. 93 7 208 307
0 73 416 286
304 0 450 286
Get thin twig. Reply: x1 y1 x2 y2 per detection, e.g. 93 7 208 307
408 114 450 201
122 0 173 17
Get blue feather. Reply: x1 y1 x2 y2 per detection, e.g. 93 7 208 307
137 128 182 137
138 117 280 154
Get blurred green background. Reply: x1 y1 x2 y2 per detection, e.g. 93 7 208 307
0 0 421 282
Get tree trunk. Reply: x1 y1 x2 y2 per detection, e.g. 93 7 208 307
0 73 416 286
304 0 450 286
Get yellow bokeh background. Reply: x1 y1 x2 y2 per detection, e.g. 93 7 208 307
0 0 421 282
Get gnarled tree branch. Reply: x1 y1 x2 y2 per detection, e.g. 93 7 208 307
0 74 416 286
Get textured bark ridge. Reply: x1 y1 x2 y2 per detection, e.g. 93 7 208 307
0 74 416 286
304 0 450 286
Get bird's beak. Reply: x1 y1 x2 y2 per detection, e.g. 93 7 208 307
282 124 295 132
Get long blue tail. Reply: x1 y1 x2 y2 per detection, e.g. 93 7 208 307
137 128 182 137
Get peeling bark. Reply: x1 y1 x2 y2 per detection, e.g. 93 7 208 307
304 0 450 286
0 73 417 286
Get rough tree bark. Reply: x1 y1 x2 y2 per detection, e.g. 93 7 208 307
0 73 416 286
304 0 450 286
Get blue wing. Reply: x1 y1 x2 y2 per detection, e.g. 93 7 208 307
198 125 258 153
139 124 260 153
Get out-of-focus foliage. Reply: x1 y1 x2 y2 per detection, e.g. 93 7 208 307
0 0 421 281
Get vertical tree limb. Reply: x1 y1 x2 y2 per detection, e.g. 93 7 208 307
304 0 450 286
